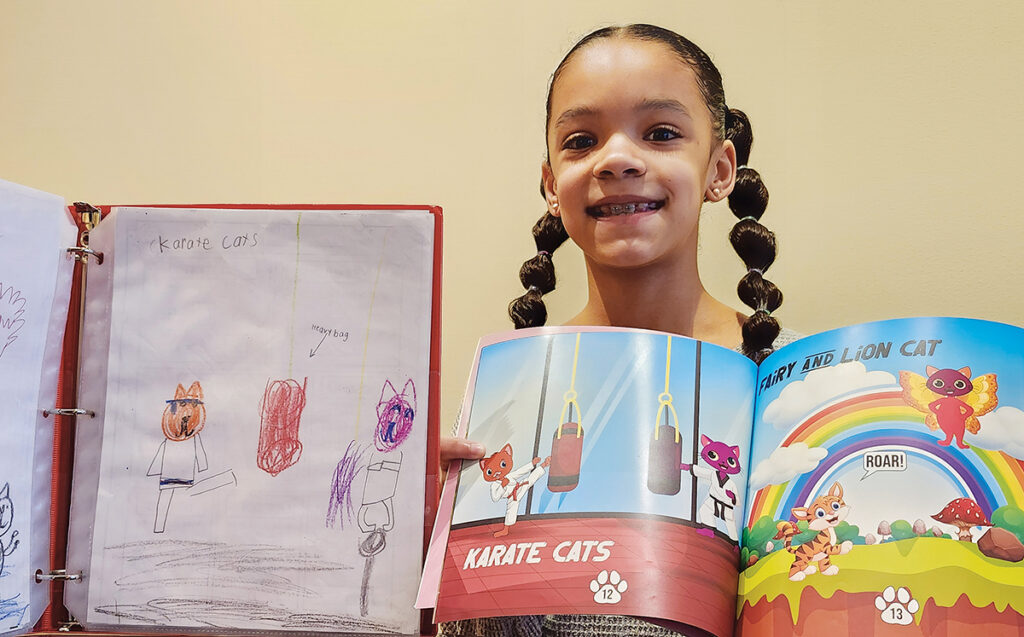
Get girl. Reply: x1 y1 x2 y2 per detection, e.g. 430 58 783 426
440 23 799 636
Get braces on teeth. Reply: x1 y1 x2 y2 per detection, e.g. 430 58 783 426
598 202 658 215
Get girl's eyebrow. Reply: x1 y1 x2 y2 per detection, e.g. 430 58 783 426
637 98 692 118
552 106 598 130
552 99 692 130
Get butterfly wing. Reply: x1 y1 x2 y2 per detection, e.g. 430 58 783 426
899 371 939 430
963 374 998 433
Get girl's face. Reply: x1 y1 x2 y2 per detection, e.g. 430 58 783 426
543 38 735 271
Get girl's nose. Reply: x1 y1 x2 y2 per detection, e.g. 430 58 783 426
594 134 646 179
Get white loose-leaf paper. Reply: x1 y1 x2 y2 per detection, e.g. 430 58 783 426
67 207 434 635
0 179 76 637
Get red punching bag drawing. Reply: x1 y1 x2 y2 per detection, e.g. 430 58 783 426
548 333 584 493
648 335 682 495
258 377 308 476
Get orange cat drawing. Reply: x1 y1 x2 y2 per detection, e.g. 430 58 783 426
772 482 853 581
480 443 550 537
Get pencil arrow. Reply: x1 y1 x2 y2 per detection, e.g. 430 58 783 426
309 333 328 357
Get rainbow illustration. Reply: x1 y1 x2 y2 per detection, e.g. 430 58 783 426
747 389 1024 527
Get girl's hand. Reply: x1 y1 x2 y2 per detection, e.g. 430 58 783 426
440 436 486 472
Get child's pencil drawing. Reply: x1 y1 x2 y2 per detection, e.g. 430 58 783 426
0 482 19 575
0 594 27 627
92 539 398 633
356 451 403 616
375 379 415 452
148 382 217 533
357 453 402 537
0 281 25 359
0 481 28 628
257 377 308 476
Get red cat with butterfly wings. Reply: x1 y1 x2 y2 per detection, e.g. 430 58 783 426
900 365 997 448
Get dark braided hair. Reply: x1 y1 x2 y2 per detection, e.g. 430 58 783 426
725 109 782 363
507 182 570 329
508 24 782 362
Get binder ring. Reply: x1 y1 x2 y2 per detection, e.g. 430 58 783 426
35 569 82 582
42 408 96 418
66 246 104 264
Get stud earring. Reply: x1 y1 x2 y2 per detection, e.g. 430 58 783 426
713 188 721 195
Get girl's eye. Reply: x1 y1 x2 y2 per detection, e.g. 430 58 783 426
644 126 681 142
562 133 596 151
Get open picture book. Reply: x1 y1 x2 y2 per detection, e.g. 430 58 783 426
418 319 1024 636
1 178 441 636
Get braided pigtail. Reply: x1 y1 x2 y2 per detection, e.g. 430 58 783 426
725 108 782 364
508 207 570 329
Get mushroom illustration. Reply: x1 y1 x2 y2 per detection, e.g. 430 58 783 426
931 497 992 541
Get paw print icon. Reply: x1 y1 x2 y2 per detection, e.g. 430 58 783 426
590 569 628 604
874 586 919 625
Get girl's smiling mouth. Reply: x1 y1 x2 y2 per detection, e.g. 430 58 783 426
586 200 664 218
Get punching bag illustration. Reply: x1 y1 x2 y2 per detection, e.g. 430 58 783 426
548 333 584 493
648 336 682 495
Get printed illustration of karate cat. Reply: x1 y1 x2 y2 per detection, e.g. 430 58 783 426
480 444 551 537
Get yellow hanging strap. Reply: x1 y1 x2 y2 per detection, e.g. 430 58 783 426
653 335 680 443
557 332 583 439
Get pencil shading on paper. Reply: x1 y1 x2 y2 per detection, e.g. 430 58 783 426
93 540 399 633
0 282 26 359
93 598 399 633
257 377 308 476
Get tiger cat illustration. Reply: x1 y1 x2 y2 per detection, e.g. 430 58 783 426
771 482 853 581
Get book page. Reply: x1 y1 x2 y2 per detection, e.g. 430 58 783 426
428 327 757 637
740 317 1024 634
0 179 76 636
66 206 435 635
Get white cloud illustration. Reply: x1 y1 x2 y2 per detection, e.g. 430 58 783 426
762 361 896 430
749 442 828 490
973 406 1024 461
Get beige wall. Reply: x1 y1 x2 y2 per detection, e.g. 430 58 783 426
3 1 1023 431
